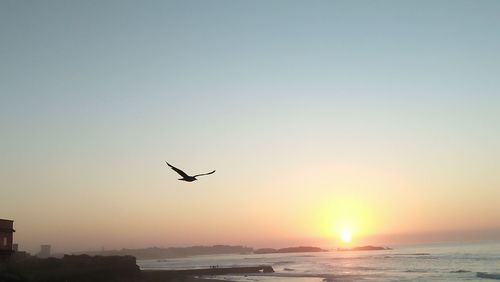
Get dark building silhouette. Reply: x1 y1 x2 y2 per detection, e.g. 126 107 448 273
38 244 51 258
0 219 15 259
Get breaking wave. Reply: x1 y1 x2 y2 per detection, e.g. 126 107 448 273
450 269 471 273
404 269 430 273
477 272 500 280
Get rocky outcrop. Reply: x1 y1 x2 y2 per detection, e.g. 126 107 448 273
0 254 274 282
1 254 140 282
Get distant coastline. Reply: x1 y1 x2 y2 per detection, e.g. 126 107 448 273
71 245 328 259
67 244 392 260
72 245 253 260
337 245 392 251
254 246 327 254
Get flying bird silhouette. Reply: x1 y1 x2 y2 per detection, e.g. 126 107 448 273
165 161 215 182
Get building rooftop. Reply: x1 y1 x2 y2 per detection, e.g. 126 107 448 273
0 219 15 232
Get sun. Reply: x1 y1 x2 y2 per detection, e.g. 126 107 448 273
341 229 352 243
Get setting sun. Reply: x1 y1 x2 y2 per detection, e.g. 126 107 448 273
341 229 352 243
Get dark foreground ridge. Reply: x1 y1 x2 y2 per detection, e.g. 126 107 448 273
0 254 139 282
0 254 274 282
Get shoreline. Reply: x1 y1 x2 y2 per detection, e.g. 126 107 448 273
142 266 273 282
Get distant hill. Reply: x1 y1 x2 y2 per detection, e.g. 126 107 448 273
254 246 327 254
74 245 253 260
337 245 392 251
72 245 333 259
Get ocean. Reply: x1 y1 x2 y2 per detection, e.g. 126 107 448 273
138 241 500 281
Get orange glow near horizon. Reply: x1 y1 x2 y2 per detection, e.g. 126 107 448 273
311 195 379 246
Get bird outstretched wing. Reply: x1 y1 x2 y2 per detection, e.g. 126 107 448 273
166 162 190 178
193 170 216 178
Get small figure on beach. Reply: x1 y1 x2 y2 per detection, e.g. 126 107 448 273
165 161 216 182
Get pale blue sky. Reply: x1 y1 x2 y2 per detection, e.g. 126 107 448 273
1 1 500 252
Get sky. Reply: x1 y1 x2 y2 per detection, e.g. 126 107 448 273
1 0 500 253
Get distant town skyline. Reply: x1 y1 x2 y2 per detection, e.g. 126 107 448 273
1 0 500 253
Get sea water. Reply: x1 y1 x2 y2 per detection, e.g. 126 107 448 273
138 241 500 281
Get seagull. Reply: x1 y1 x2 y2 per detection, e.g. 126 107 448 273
165 161 215 182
